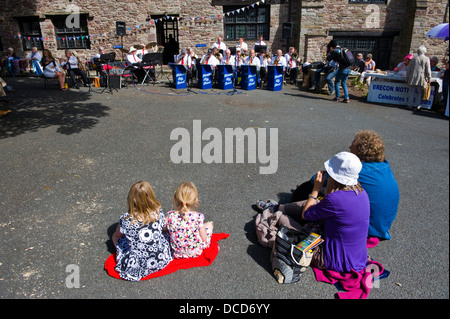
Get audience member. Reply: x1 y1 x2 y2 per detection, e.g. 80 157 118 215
394 54 413 73
358 54 376 86
41 49 67 91
327 40 351 103
406 46 431 110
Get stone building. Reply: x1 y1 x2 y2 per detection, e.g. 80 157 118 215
0 0 448 69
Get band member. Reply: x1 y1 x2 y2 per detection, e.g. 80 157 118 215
212 35 227 52
258 49 271 84
285 47 301 85
244 49 261 88
253 34 266 49
200 48 219 66
271 49 287 83
221 49 236 69
60 49 89 88
211 47 223 62
176 48 193 83
91 47 105 63
188 48 198 81
271 50 287 68
136 46 148 60
236 37 248 54
126 46 146 83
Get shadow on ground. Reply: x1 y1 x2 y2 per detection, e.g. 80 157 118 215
0 77 110 139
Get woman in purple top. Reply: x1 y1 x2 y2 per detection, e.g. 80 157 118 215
302 152 370 273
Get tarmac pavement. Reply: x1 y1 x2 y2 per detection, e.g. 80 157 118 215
0 76 448 301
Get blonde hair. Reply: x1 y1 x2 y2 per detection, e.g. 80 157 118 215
126 181 161 225
173 182 199 221
326 176 364 196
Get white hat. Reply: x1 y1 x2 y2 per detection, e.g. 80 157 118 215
324 151 362 186
129 46 137 52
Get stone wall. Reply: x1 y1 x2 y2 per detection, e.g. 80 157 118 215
298 0 448 69
1 0 448 68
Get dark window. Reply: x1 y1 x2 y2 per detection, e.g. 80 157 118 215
334 36 393 70
348 0 387 4
223 5 270 41
17 17 44 50
51 14 90 50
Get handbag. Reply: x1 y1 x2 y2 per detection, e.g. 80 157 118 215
270 225 313 284
423 82 431 101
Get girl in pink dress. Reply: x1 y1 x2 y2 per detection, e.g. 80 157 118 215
167 182 214 258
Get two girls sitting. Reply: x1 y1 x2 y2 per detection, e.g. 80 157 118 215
112 181 213 281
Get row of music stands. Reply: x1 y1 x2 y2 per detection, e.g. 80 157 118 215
169 64 284 92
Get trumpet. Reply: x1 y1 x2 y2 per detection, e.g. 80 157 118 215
214 52 221 59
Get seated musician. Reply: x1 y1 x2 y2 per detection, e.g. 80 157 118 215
126 46 146 83
176 48 193 84
135 46 148 60
188 48 198 81
60 49 89 88
200 48 219 66
236 37 248 54
244 49 261 88
258 49 271 84
271 49 287 83
285 47 301 85
91 47 105 63
221 49 236 69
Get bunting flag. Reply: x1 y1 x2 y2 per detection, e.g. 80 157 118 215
0 0 267 43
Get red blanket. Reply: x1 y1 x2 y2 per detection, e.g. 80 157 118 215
104 233 229 281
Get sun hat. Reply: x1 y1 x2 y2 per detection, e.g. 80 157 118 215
129 46 137 52
324 152 362 186
404 54 413 60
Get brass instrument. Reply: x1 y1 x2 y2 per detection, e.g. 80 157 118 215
291 52 299 60
214 52 221 59
72 52 86 72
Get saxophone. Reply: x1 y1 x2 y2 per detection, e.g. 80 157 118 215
72 52 86 72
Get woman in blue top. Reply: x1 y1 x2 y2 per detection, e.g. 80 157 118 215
349 130 399 240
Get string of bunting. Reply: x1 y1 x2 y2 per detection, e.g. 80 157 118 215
0 0 266 43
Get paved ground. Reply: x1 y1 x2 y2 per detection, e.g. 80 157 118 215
0 76 448 301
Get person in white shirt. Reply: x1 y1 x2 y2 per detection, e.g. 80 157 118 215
271 49 287 83
126 46 146 83
21 47 42 74
236 37 248 54
258 50 271 83
91 47 105 63
244 49 261 88
176 48 193 83
212 36 227 53
253 34 267 49
60 49 89 88
221 49 236 69
285 47 301 85
135 47 148 60
200 49 219 66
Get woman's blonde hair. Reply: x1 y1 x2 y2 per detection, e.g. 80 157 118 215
126 181 161 225
352 130 385 162
173 182 199 221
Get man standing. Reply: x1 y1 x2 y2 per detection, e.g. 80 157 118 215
406 46 431 111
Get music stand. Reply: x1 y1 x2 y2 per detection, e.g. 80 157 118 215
141 53 160 84
254 45 267 55
99 53 117 94
228 54 240 96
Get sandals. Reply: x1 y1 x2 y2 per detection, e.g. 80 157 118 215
256 199 279 211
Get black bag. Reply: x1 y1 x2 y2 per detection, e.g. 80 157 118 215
339 48 355 68
270 225 313 284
